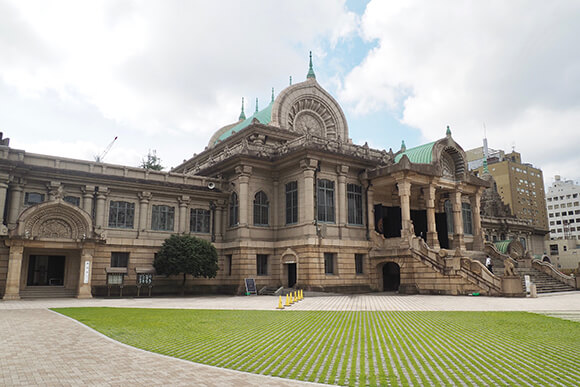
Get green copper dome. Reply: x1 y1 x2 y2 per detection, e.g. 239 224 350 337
394 141 436 164
215 100 273 144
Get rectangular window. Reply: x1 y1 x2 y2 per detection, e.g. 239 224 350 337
111 252 129 268
226 254 232 276
151 205 175 231
347 184 363 225
355 254 364 274
317 179 335 223
24 192 45 205
108 201 135 228
63 196 80 206
257 254 268 276
190 208 210 233
285 181 298 224
462 203 473 235
324 252 335 274
549 244 559 255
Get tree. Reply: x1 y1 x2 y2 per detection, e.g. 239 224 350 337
140 149 164 171
154 235 219 295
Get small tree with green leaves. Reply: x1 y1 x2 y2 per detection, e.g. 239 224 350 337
140 149 163 171
153 235 219 295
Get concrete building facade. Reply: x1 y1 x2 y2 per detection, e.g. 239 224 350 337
546 175 580 240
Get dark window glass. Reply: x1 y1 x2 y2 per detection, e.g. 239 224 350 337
108 201 135 228
190 208 210 233
285 181 298 224
462 203 472 235
229 192 239 226
355 254 364 274
111 252 129 268
63 196 80 206
347 184 363 225
24 192 45 205
226 255 232 276
151 205 174 231
253 191 269 226
324 252 335 274
257 254 268 275
317 179 335 223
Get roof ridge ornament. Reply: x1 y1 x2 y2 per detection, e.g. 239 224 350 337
289 76 292 85
401 140 406 151
255 98 259 113
271 87 275 103
239 97 246 121
446 125 452 137
307 51 316 80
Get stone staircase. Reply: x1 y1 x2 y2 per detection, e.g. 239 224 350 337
19 286 77 299
516 268 576 294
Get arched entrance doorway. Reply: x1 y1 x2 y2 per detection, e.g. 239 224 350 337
382 262 400 291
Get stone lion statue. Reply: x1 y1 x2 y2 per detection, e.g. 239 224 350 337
504 259 516 276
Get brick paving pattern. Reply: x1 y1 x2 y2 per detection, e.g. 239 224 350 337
1 291 579 386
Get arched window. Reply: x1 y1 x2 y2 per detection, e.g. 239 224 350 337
229 192 238 226
253 191 269 226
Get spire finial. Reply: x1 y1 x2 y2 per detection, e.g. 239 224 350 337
239 97 246 121
446 125 451 137
401 140 406 151
307 51 316 80
255 98 259 113
271 87 275 103
289 76 292 85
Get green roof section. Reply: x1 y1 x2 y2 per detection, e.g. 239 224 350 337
494 239 513 254
215 101 273 144
394 141 436 164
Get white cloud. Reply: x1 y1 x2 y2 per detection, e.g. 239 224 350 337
340 0 580 183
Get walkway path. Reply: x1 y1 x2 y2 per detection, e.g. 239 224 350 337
1 292 579 386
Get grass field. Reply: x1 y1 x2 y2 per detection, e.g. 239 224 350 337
53 308 580 386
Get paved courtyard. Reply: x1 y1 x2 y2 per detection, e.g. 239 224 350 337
1 292 579 386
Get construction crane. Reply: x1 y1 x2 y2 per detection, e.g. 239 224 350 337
94 136 118 163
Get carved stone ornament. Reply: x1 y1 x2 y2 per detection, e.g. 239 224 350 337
18 201 92 240
287 97 337 139
294 111 324 137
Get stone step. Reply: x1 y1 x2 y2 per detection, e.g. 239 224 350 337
20 286 77 299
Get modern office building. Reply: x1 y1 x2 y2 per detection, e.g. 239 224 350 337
545 175 580 240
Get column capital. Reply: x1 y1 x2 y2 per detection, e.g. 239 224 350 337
178 195 190 207
138 191 152 202
234 165 253 176
300 158 319 171
336 165 349 176
81 185 95 196
396 179 411 196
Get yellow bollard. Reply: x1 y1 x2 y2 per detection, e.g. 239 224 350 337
285 293 291 307
291 292 295 304
297 290 301 301
299 289 302 300
276 295 284 309
301 289 304 299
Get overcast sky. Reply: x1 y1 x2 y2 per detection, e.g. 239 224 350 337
2 0 580 189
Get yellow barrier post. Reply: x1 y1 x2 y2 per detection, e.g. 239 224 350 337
285 293 291 307
276 295 284 309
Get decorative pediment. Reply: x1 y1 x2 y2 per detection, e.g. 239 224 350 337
16 200 93 241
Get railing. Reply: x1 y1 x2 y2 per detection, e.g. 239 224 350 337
532 259 577 289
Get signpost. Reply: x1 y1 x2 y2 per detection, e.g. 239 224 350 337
244 278 257 295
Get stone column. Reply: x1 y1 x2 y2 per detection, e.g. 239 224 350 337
3 244 24 300
94 187 108 229
425 184 440 249
178 195 190 233
0 175 9 230
81 186 95 217
300 158 318 224
7 183 23 228
452 189 465 250
214 200 225 241
397 179 412 237
367 184 375 235
470 191 484 251
77 247 94 299
235 165 252 227
138 192 151 232
337 165 349 227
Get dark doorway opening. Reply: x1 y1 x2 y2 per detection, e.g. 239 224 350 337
27 255 65 286
374 205 402 238
411 209 427 240
382 262 400 291
287 263 297 288
435 212 449 249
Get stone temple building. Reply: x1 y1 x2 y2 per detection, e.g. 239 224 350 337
1 56 575 299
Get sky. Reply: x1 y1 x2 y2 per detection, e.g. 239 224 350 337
2 0 580 190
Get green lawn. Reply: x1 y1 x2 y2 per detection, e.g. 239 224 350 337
53 308 580 386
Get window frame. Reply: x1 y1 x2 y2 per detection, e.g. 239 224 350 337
355 253 364 274
190 208 210 233
347 183 363 225
229 192 239 227
151 204 175 231
108 201 135 229
24 192 45 205
285 181 298 225
253 191 269 226
111 252 129 268
317 179 335 223
256 254 268 276
324 252 335 275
